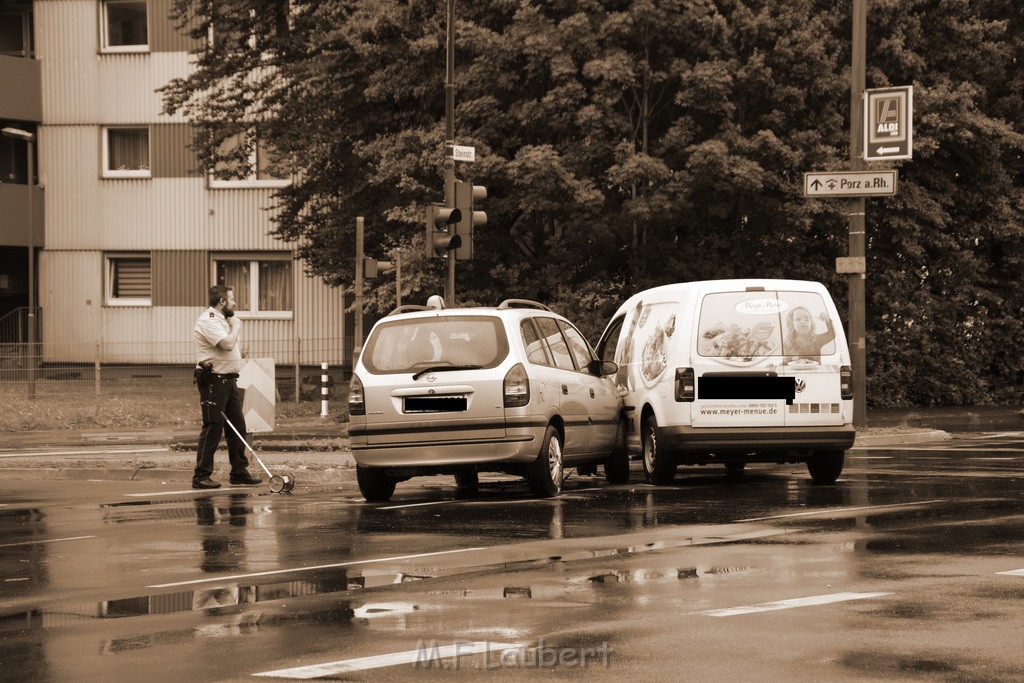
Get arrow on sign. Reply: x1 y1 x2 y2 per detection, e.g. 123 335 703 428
876 146 901 154
810 179 822 190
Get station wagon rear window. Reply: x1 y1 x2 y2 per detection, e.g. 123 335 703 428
362 315 509 374
697 291 837 363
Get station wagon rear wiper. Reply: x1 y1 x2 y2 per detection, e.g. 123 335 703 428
412 365 483 380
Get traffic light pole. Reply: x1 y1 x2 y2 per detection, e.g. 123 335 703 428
443 0 457 305
848 0 867 427
353 216 364 370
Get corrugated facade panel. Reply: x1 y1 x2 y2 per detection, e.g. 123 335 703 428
43 126 285 250
152 122 199 178
41 250 346 365
39 250 104 354
150 0 202 54
37 1 100 123
38 2 191 124
153 250 206 306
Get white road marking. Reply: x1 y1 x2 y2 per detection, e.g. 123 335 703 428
700 592 891 617
147 547 486 588
0 535 95 548
0 447 168 458
254 641 524 678
378 500 457 510
996 569 1024 576
734 499 946 523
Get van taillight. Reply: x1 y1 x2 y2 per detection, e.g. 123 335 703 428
348 374 365 416
840 365 853 400
504 363 530 408
675 367 695 402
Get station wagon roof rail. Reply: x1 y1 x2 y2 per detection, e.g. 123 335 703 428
496 299 551 311
387 305 433 316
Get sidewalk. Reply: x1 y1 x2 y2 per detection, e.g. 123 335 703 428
0 406 1019 484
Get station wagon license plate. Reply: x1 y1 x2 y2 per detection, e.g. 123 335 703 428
404 396 468 413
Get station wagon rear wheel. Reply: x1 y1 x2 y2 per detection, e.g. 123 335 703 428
642 415 676 485
807 450 845 485
526 425 563 497
356 466 397 502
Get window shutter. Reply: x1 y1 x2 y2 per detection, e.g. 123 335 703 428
113 258 151 298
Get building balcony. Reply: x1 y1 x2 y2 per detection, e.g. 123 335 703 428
0 183 44 248
0 55 41 122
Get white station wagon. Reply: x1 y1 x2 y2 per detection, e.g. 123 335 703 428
347 299 627 501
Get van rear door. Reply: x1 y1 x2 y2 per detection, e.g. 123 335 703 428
691 291 788 428
774 291 846 428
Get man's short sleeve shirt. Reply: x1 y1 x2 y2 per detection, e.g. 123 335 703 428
194 307 243 373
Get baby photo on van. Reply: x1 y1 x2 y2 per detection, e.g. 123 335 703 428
783 305 836 364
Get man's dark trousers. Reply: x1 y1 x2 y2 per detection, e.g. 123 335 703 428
194 375 250 482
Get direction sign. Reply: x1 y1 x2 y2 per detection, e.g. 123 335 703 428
864 86 913 161
803 170 898 198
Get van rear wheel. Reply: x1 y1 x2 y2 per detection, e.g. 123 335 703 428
356 466 397 502
807 450 845 484
526 425 563 497
642 415 676 485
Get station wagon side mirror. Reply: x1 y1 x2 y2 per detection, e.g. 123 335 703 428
589 359 618 377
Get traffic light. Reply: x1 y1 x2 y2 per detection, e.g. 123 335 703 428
453 181 487 260
425 204 462 258
363 257 393 279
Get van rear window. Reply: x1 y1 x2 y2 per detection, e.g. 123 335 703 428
697 291 837 363
363 316 509 374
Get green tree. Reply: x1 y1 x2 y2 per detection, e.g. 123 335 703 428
161 0 1024 406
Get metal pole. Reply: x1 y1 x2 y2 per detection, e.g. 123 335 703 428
444 0 456 305
353 216 365 370
395 252 402 308
849 0 867 427
320 362 329 418
26 138 35 400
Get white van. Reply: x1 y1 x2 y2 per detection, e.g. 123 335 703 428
596 279 855 485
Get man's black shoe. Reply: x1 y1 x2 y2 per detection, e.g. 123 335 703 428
192 478 221 489
230 473 263 486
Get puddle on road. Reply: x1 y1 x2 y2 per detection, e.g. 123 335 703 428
0 566 428 633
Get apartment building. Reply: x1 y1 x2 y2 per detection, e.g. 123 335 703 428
0 0 347 380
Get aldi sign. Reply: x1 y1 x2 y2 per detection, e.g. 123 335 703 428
864 86 913 161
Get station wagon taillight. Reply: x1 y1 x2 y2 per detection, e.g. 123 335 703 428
503 363 530 408
348 374 365 416
675 367 695 402
840 365 853 400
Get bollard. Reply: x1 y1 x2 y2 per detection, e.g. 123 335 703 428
320 362 329 417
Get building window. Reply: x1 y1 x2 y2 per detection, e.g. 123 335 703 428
106 253 151 306
102 127 150 178
209 129 291 189
0 8 34 58
213 254 293 318
101 0 148 53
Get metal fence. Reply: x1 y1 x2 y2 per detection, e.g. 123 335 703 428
0 336 351 402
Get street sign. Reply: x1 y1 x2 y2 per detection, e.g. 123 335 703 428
803 170 898 198
864 86 913 161
836 256 866 274
447 144 476 162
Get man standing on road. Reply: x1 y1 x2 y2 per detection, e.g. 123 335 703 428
192 285 262 489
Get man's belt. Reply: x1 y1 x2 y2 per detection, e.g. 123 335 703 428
212 372 239 379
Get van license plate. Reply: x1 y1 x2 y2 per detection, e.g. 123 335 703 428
404 396 468 413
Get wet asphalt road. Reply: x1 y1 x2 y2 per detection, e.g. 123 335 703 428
2 434 1024 682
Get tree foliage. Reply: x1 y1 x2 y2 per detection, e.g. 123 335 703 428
161 0 1024 406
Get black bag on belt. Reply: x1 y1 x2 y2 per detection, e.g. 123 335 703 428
193 361 213 387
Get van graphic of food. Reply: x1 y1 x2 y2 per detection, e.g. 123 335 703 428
640 313 675 387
